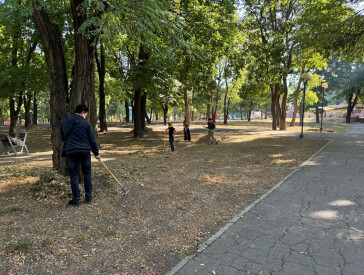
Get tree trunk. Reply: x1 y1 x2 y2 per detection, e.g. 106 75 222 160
184 89 190 121
24 92 32 129
23 41 38 130
290 78 303 126
9 20 22 137
206 93 211 120
315 106 320 123
131 99 134 123
96 38 107 132
69 0 99 134
155 112 158 121
149 108 153 122
145 111 151 124
162 103 168 125
9 93 23 137
299 100 303 126
125 100 130 122
134 88 142 137
271 84 278 130
32 1 69 174
346 88 361 123
346 98 352 124
133 44 149 137
141 91 147 129
212 106 217 123
223 91 228 124
32 91 38 125
279 78 288 131
212 91 219 123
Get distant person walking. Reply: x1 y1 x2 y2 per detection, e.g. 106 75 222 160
166 122 176 153
205 118 218 145
61 104 100 207
183 118 191 142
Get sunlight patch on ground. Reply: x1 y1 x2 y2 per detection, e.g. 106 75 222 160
310 210 339 220
273 159 295 164
303 160 321 166
270 154 284 158
328 200 356 207
337 227 364 242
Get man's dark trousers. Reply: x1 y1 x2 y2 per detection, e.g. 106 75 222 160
169 136 175 152
184 128 191 141
67 151 92 202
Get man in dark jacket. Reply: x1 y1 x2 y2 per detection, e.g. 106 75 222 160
61 104 100 206
205 118 218 145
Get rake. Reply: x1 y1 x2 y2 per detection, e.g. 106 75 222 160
100 160 129 195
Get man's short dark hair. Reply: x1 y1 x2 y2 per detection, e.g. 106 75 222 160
208 118 212 121
75 104 89 114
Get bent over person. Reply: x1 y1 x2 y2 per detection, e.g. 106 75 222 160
205 118 218 145
61 104 101 207
183 118 191 142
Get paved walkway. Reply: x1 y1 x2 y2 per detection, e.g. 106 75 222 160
169 124 364 274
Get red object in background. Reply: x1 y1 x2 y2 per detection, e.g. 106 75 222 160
215 114 218 120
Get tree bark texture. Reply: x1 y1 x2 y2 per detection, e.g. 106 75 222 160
271 84 280 130
9 23 21 137
32 1 69 174
184 89 190 122
279 79 288 131
299 100 303 126
133 44 149 137
162 104 168 125
223 84 229 125
96 39 107 132
346 88 361 123
24 92 32 129
206 92 211 120
315 106 320 123
9 93 23 137
148 108 152 123
134 88 142 137
69 0 98 133
131 99 134 123
125 100 130 122
141 91 147 130
32 91 38 125
223 92 228 124
290 77 303 126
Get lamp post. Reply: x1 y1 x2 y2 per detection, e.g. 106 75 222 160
320 83 328 133
300 72 312 139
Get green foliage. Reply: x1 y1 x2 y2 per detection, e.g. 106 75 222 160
0 206 24 217
6 237 33 253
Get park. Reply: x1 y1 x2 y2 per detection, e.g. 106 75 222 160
1 0 364 274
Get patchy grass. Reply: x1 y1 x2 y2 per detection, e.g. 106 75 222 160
0 123 331 274
0 206 24 217
6 238 34 253
211 117 351 133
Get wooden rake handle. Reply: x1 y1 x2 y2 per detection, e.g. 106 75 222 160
99 160 129 195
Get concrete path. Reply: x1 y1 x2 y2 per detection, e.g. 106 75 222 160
169 124 364 275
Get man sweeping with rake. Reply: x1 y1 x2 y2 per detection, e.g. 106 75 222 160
61 104 101 207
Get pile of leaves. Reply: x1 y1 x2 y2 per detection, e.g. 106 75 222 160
30 169 70 202
195 134 225 144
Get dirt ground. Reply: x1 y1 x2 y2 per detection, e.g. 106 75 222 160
0 119 342 274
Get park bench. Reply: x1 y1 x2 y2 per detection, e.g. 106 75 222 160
1 132 29 156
